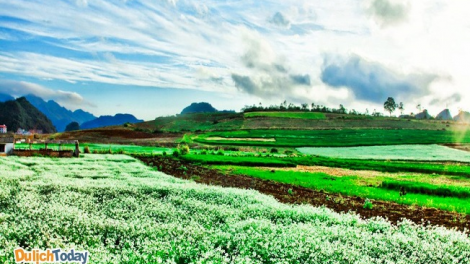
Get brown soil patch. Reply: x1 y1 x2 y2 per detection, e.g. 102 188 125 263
265 165 386 178
136 156 470 233
205 137 276 142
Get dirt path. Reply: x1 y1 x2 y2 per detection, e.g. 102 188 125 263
136 156 470 232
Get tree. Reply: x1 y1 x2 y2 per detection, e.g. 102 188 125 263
416 104 422 112
398 102 404 115
338 104 346 114
65 121 80 132
384 97 397 116
301 103 308 111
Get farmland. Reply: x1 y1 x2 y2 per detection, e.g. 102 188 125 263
244 111 326 119
14 142 172 155
5 111 470 262
195 129 470 147
1 155 470 263
298 144 470 162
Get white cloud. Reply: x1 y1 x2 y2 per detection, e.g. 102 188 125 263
0 0 468 115
0 80 95 108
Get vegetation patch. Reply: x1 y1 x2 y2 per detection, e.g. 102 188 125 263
244 111 326 119
3 155 469 262
298 144 470 162
196 129 470 147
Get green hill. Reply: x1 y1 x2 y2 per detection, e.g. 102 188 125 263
0 97 56 133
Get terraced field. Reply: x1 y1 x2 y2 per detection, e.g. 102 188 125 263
195 129 470 147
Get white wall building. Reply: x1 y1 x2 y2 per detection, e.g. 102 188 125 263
0 137 14 155
0 124 6 133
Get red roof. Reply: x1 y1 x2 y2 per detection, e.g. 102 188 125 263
0 125 6 128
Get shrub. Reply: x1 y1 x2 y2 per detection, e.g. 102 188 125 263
201 150 207 155
178 144 190 155
162 151 167 156
270 148 279 154
172 150 180 157
83 146 90 154
217 150 224 156
363 199 373 210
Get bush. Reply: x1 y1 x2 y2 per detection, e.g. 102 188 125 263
83 146 90 154
162 151 167 156
201 150 207 155
363 199 373 210
217 150 224 156
178 144 190 155
172 150 180 157
270 148 279 154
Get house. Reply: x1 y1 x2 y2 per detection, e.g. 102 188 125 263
0 124 6 133
0 136 14 155
16 128 31 135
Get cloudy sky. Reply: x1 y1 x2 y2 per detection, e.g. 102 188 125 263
0 0 468 120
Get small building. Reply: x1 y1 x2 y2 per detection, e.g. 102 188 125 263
0 124 6 133
0 137 14 155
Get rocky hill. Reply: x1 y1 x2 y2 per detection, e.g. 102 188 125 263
0 97 56 133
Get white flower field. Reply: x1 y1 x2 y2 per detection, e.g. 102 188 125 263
1 155 470 263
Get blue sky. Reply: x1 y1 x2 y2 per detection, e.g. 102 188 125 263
0 0 468 120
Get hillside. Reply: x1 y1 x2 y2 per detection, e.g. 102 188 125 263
25 94 96 132
81 113 143 130
0 97 56 133
181 102 218 114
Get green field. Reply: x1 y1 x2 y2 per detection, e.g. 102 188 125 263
180 154 470 177
14 143 171 155
244 111 326 119
214 165 470 213
298 144 470 162
195 129 470 147
1 155 469 263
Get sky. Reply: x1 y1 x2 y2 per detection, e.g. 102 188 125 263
0 0 468 120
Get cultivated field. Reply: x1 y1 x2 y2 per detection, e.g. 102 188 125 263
244 112 326 119
298 144 470 162
1 155 470 263
195 129 470 147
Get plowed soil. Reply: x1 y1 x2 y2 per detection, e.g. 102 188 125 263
137 156 470 233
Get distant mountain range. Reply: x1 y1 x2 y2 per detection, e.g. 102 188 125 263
24 94 96 132
0 92 143 131
181 102 235 114
80 114 143 130
0 93 14 102
0 97 56 133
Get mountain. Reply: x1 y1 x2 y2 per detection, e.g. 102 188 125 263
415 110 432 120
454 111 470 122
181 102 219 114
0 93 15 102
25 94 96 132
0 97 56 133
80 114 143 130
436 109 453 120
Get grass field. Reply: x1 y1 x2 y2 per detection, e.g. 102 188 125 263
181 154 470 177
298 144 470 162
195 129 470 147
244 111 326 119
14 143 171 155
1 155 469 263
214 166 470 213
